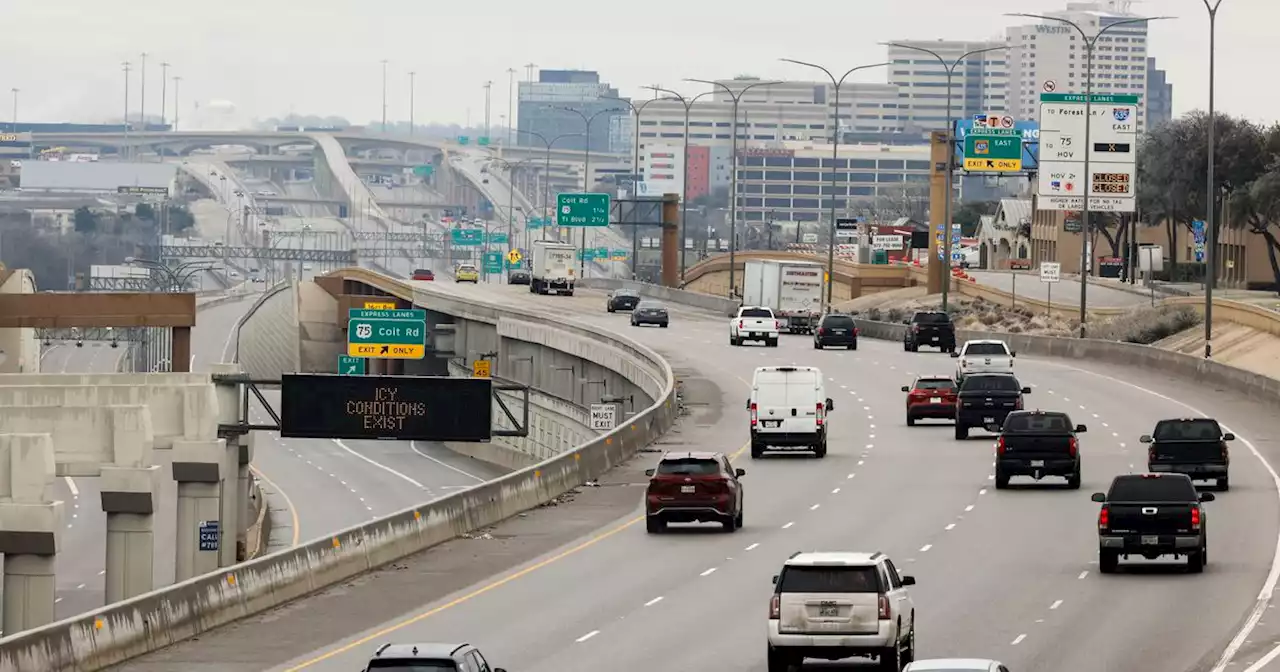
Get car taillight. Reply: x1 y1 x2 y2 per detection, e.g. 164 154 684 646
996 436 1006 455
769 594 780 619
854 327 859 336
738 320 744 329
817 327 825 335
815 402 824 426
911 324 920 333
750 402 758 428
878 595 890 620
1148 447 1156 462
1191 505 1201 530
1098 506 1109 531
775 320 781 330
1222 443 1230 461
1014 396 1023 410
1068 437 1078 457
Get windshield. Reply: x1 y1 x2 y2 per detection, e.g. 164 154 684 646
913 312 951 324
1107 475 1198 502
1005 413 1071 432
366 661 457 671
637 302 665 311
615 290 638 298
656 458 719 476
778 566 880 593
914 379 956 391
822 315 856 327
1153 419 1223 441
962 375 1021 392
964 342 1009 356
413 269 432 275
741 308 773 318
458 265 476 272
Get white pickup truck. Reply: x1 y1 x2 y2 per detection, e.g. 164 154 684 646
952 339 1016 382
730 306 780 347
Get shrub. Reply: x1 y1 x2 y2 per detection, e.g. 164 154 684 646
1089 306 1201 344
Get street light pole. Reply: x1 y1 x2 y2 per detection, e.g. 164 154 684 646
483 81 493 141
380 59 389 133
780 60 891 309
507 68 517 147
1008 14 1169 338
408 71 416 136
9 88 17 129
686 78 780 300
139 52 148 128
159 62 170 126
882 44 1012 312
516 129 584 242
121 62 132 160
607 94 681 279
551 105 623 278
644 88 717 283
172 76 181 131
1202 0 1224 359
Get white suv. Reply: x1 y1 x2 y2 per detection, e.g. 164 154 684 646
952 339 1014 383
767 551 917 671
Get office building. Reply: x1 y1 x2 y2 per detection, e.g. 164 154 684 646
887 40 1012 128
1146 57 1174 128
732 143 933 223
1006 1 1153 130
516 69 628 154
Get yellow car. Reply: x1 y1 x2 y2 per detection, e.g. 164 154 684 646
455 264 480 283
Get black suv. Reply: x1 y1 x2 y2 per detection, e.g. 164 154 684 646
607 289 641 312
903 311 956 352
364 642 507 671
813 313 858 350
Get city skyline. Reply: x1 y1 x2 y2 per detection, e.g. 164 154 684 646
1 0 1274 129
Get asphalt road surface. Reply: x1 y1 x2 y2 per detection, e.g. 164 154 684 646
967 270 1147 308
110 282 1280 672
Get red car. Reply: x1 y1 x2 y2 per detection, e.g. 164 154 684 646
644 451 745 533
902 376 959 426
411 268 435 281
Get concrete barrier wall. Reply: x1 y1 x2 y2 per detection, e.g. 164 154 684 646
853 318 1280 404
0 383 218 450
0 276 678 672
578 277 742 316
237 280 300 379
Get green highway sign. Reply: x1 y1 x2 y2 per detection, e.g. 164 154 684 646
526 216 546 230
457 136 470 145
577 249 596 262
451 229 483 246
963 129 1023 172
338 355 366 375
556 193 611 227
483 251 503 274
1038 93 1141 105
487 232 509 244
347 308 427 360
506 258 523 270
412 165 435 177
610 248 629 261
594 246 608 259
478 136 490 146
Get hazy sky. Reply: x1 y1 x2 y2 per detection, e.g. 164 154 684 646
3 0 1276 128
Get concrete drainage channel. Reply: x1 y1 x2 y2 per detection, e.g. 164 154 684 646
0 287 678 672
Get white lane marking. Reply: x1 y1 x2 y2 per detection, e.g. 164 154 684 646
1012 634 1027 646
63 477 78 497
332 440 426 489
945 523 956 531
847 473 855 479
1050 599 1063 610
869 424 876 429
857 460 865 466
964 504 975 512
700 567 717 576
410 440 486 482
644 596 664 607
745 543 760 551
1112 432 1119 437
189 354 196 371
1102 422 1109 427
979 488 988 495
75 583 85 589
869 434 876 439
1078 571 1089 580
1244 646 1280 672
863 406 871 411
1079 405 1086 410
782 522 794 529
810 504 821 511
98 569 105 576
1119 442 1127 448
832 488 841 494
919 544 932 552
865 443 874 449
1092 413 1099 418
575 630 600 643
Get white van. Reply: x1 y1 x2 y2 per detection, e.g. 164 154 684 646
748 366 833 459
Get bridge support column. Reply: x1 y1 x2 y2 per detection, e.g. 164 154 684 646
101 465 160 603
927 130 950 295
0 433 61 633
210 364 242 568
237 431 255 561
660 193 680 288
172 439 225 581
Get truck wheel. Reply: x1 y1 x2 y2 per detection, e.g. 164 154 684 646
994 469 1010 489
954 424 968 440
1066 468 1082 489
849 341 857 350
730 336 739 346
1099 549 1119 573
1219 477 1230 491
767 337 779 347
813 341 822 350
1188 549 1206 573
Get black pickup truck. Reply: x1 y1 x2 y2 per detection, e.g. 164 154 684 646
1143 418 1234 491
1092 473 1214 573
991 410 1085 489
903 310 956 353
954 373 1031 440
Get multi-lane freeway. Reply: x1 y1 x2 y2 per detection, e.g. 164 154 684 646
109 281 1280 672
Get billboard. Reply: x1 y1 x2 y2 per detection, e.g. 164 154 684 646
279 374 493 442
954 120 1040 171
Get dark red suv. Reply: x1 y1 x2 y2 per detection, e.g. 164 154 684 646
644 451 745 534
902 376 959 426
412 268 435 281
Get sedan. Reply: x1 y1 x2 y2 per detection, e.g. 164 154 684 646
631 301 669 328
607 289 641 312
507 270 531 285
904 659 1009 672
455 264 480 283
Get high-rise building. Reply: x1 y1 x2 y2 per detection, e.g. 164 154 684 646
887 40 1012 128
516 69 628 154
1005 1 1153 130
1146 57 1174 128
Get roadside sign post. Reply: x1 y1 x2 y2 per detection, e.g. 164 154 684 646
1040 261 1061 314
482 251 503 277
556 193 611 227
346 308 427 360
198 521 220 552
472 359 491 378
589 403 617 431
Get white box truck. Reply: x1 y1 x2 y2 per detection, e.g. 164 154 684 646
530 240 576 295
741 259 824 334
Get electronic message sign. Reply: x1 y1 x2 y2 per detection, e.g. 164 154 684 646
280 374 493 442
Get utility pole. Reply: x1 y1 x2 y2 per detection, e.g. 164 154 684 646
172 76 181 131
408 71 416 136
139 52 148 128
160 62 170 126
524 62 537 83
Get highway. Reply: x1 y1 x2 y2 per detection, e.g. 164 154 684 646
966 270 1147 308
111 282 1280 672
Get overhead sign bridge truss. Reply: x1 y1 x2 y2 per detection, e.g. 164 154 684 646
151 245 357 264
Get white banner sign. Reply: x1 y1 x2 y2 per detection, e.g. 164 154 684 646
590 404 617 431
801 233 818 244
872 235 905 250
1040 261 1061 283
